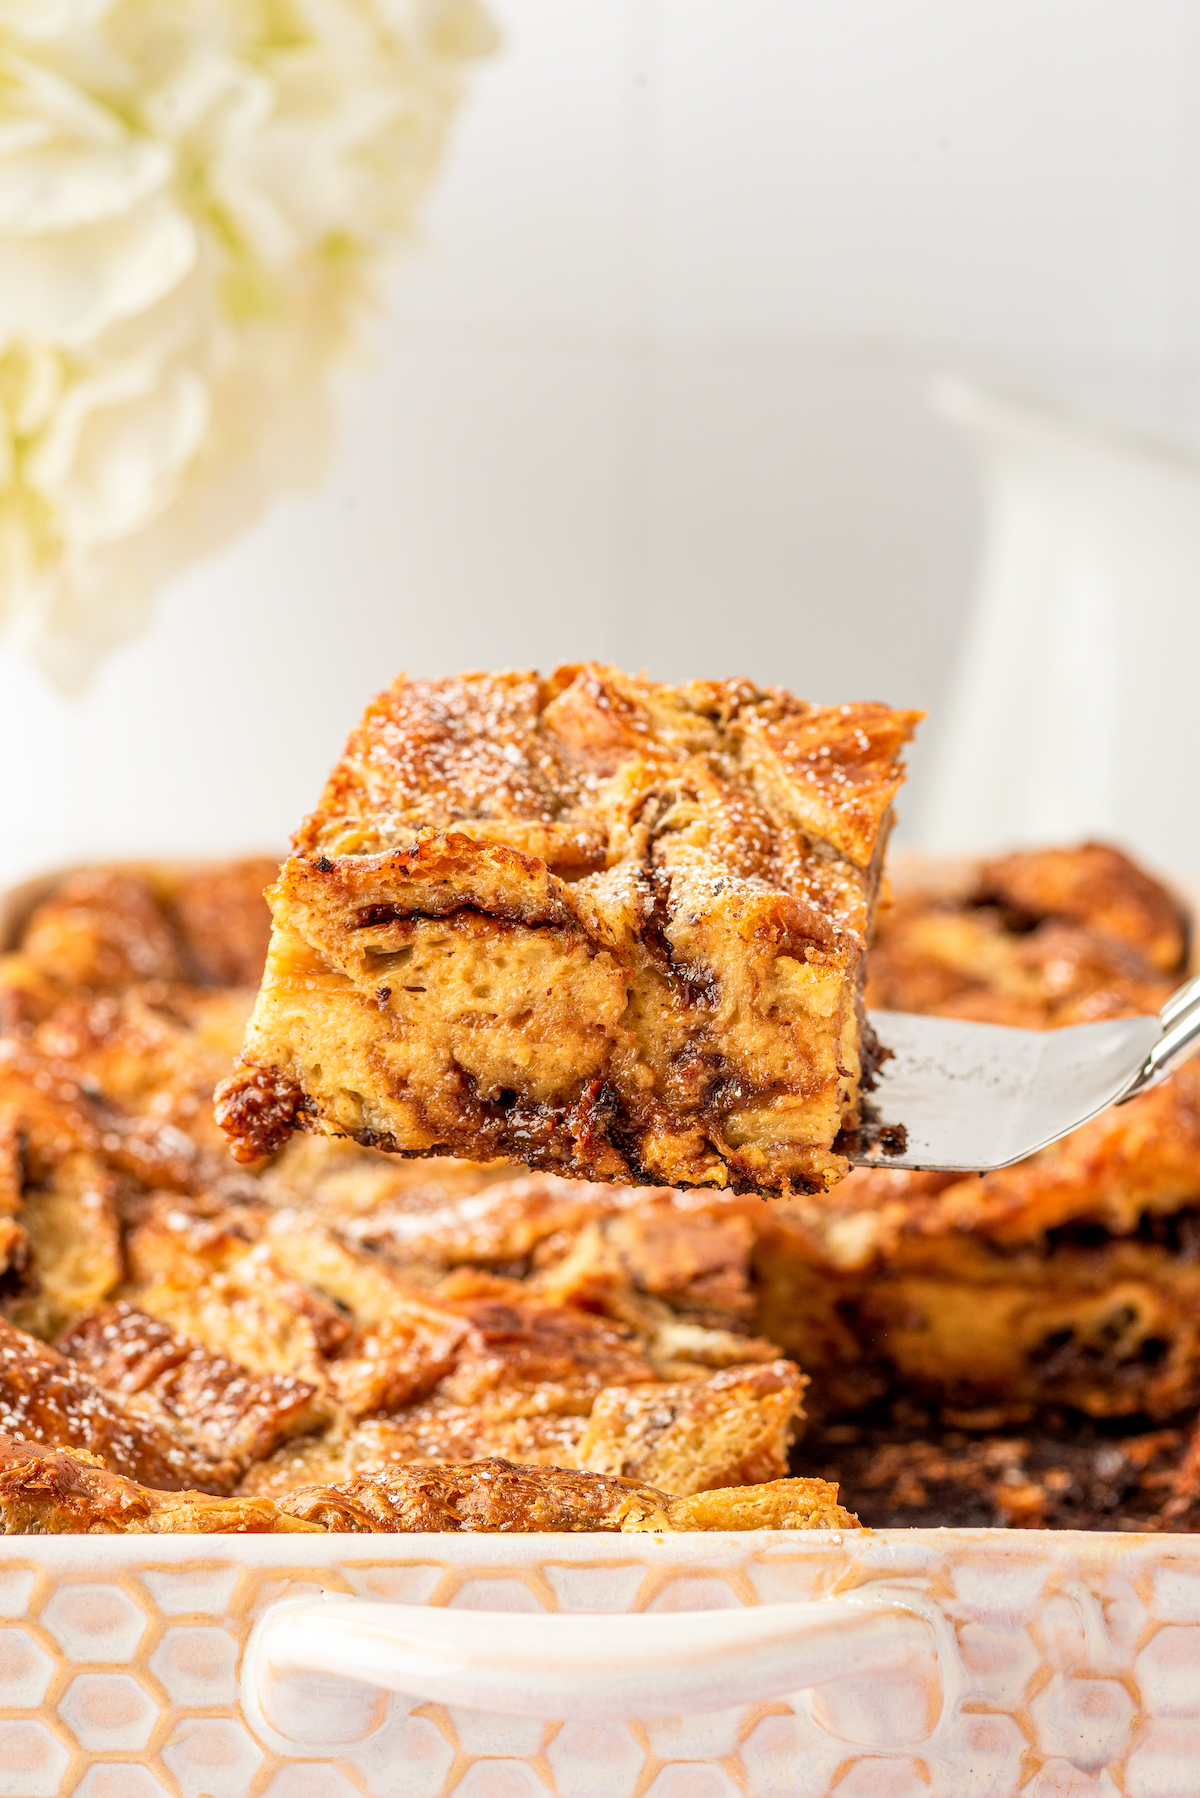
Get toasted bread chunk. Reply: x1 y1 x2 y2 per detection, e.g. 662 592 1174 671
240 1277 663 1486
866 905 1172 1029
6 1151 122 1339
0 1436 856 1536
58 1303 324 1488
534 1198 758 1326
657 1477 856 1532
269 1152 776 1356
0 1044 116 1196
866 841 1180 1028
793 1061 1200 1261
433 1271 658 1410
576 1361 805 1494
326 1311 469 1419
0 862 272 1198
274 1454 858 1533
0 1034 254 1212
4 858 840 1519
239 1273 791 1499
755 1074 1200 1425
218 667 919 1192
976 843 1187 974
19 871 186 991
127 1251 349 1386
14 843 1200 1513
242 1337 801 1501
277 1454 674 1531
0 1436 316 1533
238 1411 593 1496
10 860 276 998
161 859 278 987
29 986 251 1148
260 1209 424 1321
0 1317 196 1489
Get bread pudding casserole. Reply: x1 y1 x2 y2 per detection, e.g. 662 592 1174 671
0 859 854 1533
3 835 1200 1533
215 665 920 1193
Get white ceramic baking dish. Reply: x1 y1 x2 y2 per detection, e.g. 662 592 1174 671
2 1527 1199 1797
3 858 1199 1798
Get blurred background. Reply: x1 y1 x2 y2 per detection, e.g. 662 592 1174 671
5 0 1200 886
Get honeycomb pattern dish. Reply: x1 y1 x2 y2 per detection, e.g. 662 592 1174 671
2 1527 1200 1796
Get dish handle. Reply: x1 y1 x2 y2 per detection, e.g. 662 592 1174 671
243 1592 945 1751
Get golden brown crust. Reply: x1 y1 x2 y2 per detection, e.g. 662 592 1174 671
220 666 920 1192
162 859 279 987
0 1434 317 1533
236 1413 592 1495
432 1270 659 1408
656 1477 856 1532
576 1361 805 1494
58 1303 324 1489
0 861 272 1200
0 1019 257 1208
2 1150 121 1340
866 842 1180 1027
277 1455 675 1532
109 1169 807 1501
976 842 1188 975
756 1197 1200 1424
326 1309 468 1418
793 1062 1200 1260
273 1454 857 1533
7 861 276 999
240 1343 803 1502
124 1248 351 1388
17 832 1200 1500
865 905 1172 1028
0 1435 855 1535
746 1062 1200 1424
0 857 838 1528
325 1101 1200 1432
738 698 924 871
0 1317 197 1490
18 871 186 991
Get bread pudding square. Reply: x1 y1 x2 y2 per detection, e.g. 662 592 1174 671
217 665 919 1192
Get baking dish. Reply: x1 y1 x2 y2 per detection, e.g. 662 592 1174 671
3 1526 1200 1796
3 859 1199 1798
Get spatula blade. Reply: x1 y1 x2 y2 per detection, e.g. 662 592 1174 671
851 1009 1162 1173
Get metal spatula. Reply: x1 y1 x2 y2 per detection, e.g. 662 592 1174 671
851 972 1200 1172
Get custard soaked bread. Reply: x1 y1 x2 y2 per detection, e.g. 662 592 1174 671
216 666 920 1192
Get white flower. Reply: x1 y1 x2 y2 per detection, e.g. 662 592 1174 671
0 0 494 690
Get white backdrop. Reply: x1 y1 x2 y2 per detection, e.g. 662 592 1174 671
4 0 1200 885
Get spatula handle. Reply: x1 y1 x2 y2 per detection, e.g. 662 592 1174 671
1118 971 1200 1101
